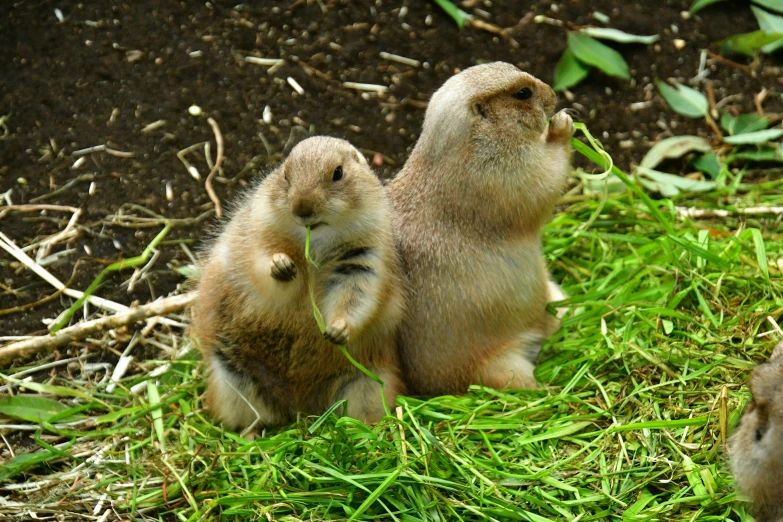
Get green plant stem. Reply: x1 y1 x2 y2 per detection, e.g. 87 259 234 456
571 135 676 235
50 224 173 333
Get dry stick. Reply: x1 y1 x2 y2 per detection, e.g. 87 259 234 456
0 230 126 314
205 118 224 218
0 292 197 366
0 204 80 214
675 206 783 218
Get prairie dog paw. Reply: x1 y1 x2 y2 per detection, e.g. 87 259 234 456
547 110 575 145
324 318 350 345
270 253 297 281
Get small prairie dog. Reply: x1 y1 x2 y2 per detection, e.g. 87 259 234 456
729 342 783 522
389 62 573 396
192 136 405 430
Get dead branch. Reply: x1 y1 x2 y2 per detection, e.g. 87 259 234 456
0 292 197 366
676 206 783 219
205 118 224 218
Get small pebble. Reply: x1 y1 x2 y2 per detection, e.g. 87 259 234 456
188 105 202 117
673 39 686 50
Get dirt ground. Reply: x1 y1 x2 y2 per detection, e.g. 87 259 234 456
0 0 780 339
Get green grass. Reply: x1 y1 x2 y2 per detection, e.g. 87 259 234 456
2 156 782 521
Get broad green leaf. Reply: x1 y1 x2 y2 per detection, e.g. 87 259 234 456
636 167 717 196
567 32 631 80
0 395 75 423
690 0 729 13
721 112 769 135
640 135 712 169
655 79 708 118
692 153 721 178
580 27 659 44
723 129 783 144
553 48 591 91
753 0 783 13
0 375 97 403
752 5 783 51
753 4 783 29
720 30 783 56
727 147 783 163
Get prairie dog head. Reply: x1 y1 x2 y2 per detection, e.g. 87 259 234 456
264 136 384 236
419 62 557 161
729 342 783 518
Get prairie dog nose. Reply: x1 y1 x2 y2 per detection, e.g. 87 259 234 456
292 200 314 219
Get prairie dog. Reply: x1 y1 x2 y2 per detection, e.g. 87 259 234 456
729 342 783 522
389 62 573 396
192 136 405 430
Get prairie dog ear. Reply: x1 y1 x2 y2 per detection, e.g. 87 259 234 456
353 149 369 168
472 101 488 119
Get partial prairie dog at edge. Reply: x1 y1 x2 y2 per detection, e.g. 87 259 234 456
729 342 783 522
191 136 406 431
389 61 574 397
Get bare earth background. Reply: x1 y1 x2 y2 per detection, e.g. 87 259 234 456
1 0 779 336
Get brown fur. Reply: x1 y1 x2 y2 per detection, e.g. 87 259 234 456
192 136 405 431
388 62 573 396
729 342 783 522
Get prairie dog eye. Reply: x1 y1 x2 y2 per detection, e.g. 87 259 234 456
513 87 533 101
332 166 343 181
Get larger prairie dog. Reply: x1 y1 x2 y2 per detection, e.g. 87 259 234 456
192 136 405 430
729 342 783 522
389 62 573 396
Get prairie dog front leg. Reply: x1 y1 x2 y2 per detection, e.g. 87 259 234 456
319 248 385 344
546 110 575 145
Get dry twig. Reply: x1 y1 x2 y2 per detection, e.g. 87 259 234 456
0 292 197 365
205 118 224 218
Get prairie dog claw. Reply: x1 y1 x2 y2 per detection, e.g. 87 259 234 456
270 253 297 281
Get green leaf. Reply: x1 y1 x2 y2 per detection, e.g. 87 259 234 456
690 0 729 13
636 167 718 196
347 468 402 521
640 135 712 170
147 381 166 452
655 79 708 118
567 32 630 80
0 395 75 423
753 0 783 13
748 228 770 281
723 129 783 144
727 147 783 163
553 48 591 91
721 112 769 135
692 153 721 178
720 30 783 56
579 27 659 44
752 4 783 51
754 4 783 27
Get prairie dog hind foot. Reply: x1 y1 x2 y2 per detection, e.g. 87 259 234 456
324 318 350 345
476 335 544 390
335 367 403 424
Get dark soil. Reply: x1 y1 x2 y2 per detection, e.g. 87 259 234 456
1 0 781 339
